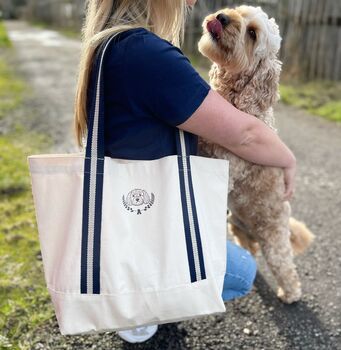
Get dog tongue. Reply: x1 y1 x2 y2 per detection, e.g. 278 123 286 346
207 19 223 38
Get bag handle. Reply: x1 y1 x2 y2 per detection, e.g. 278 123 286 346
81 34 206 295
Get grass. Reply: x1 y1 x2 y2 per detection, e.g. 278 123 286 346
0 21 24 121
0 21 11 48
0 60 25 121
280 81 341 122
0 25 54 350
0 136 53 350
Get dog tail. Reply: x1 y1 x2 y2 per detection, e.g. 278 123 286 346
289 217 315 255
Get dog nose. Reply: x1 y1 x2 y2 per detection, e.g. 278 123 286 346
216 13 230 27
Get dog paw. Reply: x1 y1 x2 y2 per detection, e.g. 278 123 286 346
277 287 302 304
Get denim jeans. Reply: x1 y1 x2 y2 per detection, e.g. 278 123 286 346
222 241 257 301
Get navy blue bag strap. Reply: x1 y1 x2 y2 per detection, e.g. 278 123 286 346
81 37 114 294
81 35 206 295
175 131 206 283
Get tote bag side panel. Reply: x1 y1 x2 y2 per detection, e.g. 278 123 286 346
28 157 84 293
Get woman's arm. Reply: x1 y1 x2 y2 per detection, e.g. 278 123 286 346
178 89 296 200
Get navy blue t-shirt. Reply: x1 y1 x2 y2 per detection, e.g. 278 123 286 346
87 28 210 160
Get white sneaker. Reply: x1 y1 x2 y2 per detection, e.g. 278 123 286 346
117 325 158 343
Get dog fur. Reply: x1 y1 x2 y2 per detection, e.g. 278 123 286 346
198 5 314 303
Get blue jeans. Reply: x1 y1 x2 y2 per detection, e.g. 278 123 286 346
222 241 257 301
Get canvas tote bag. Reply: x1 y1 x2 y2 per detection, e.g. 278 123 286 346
27 36 230 335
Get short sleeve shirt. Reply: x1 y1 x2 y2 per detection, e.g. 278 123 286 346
87 28 210 160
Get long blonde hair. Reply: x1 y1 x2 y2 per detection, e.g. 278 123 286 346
74 0 187 148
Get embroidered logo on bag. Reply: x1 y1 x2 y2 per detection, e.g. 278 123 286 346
122 189 155 215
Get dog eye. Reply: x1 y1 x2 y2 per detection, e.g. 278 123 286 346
248 29 257 41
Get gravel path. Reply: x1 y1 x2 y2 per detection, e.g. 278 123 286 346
5 21 341 350
5 20 80 152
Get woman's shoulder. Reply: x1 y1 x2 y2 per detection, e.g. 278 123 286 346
107 27 186 67
118 27 177 49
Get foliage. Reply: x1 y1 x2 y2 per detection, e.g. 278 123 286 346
280 81 341 122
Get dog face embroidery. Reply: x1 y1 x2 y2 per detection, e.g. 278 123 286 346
122 189 155 215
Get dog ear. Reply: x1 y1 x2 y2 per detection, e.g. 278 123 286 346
126 192 133 206
143 191 150 204
234 57 282 114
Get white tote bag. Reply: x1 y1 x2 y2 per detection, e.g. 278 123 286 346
28 36 230 335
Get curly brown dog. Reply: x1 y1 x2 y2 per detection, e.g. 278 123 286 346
198 5 314 303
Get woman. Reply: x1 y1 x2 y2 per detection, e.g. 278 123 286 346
74 0 296 343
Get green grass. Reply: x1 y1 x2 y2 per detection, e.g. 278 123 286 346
0 136 53 350
0 22 25 121
0 60 25 120
0 38 54 348
280 81 341 122
0 21 11 48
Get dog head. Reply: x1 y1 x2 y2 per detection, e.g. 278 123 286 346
198 5 281 73
126 189 150 206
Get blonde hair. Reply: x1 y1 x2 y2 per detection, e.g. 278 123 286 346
74 0 187 148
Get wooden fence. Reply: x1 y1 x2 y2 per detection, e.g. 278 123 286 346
22 0 341 81
277 0 341 81
186 0 341 81
0 0 27 19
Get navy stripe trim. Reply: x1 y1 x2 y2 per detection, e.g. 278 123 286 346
81 37 113 294
81 160 91 294
91 45 107 294
185 154 206 280
176 130 207 283
92 159 104 294
177 151 196 283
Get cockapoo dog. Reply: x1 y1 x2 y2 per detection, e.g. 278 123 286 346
198 5 314 303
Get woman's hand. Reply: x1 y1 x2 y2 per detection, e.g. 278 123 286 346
283 162 296 201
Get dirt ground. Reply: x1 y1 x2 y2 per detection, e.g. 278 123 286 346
5 21 341 350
